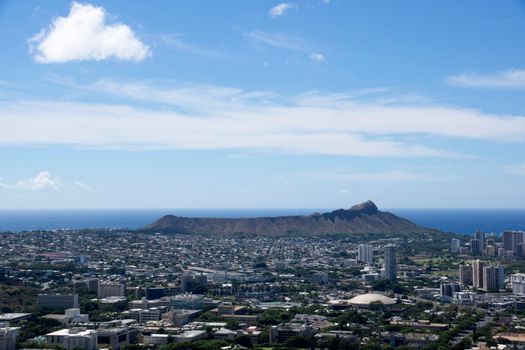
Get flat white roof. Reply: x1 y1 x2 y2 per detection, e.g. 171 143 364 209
178 330 206 338
0 313 31 321
47 329 94 336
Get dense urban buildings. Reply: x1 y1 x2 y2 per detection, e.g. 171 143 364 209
0 227 525 350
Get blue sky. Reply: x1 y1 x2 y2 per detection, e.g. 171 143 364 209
0 0 525 209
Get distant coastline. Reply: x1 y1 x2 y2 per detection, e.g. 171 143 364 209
0 208 524 234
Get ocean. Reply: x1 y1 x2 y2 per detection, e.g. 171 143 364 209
0 208 524 235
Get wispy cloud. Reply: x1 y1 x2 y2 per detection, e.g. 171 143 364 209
1 80 525 158
28 2 150 63
244 30 324 61
447 69 525 89
244 30 307 51
16 171 62 190
152 33 229 60
89 79 277 112
74 180 95 192
308 170 443 183
0 178 8 190
268 3 297 18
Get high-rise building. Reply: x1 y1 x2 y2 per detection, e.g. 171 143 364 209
459 264 473 286
511 273 525 295
482 265 504 292
194 273 208 288
180 273 194 292
503 231 514 252
384 245 397 282
514 231 525 256
450 239 461 253
440 283 452 297
180 273 208 293
474 231 485 250
517 243 525 258
357 244 374 265
98 281 126 299
86 279 99 292
470 239 481 256
440 282 461 297
497 265 505 289
472 260 485 289
145 288 165 300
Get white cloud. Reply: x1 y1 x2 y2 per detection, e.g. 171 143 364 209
153 34 229 60
447 69 525 88
74 180 94 192
269 3 297 18
244 30 307 51
0 178 8 189
310 170 442 183
339 188 349 194
29 2 150 63
310 53 325 62
504 163 525 176
1 80 525 158
89 80 276 112
16 171 62 190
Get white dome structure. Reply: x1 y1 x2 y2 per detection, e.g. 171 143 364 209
348 293 396 308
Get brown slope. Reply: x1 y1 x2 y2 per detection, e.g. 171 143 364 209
139 200 433 235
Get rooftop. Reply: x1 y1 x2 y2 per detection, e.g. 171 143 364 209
349 293 396 306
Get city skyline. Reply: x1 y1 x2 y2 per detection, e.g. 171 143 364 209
1 1 525 209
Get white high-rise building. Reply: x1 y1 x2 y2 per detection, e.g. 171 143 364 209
451 238 461 253
511 273 525 295
384 245 397 282
472 260 485 289
357 244 373 265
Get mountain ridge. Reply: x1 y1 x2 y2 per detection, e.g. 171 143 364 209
139 200 436 235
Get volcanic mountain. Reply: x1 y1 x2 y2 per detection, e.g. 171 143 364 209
139 201 433 235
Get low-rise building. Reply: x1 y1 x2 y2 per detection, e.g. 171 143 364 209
43 308 89 326
270 323 313 344
0 324 19 350
162 309 200 327
37 294 79 310
97 327 135 350
170 294 206 310
173 330 207 343
0 314 31 323
46 328 98 350
311 272 328 284
125 307 166 324
98 281 126 299
142 333 169 345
